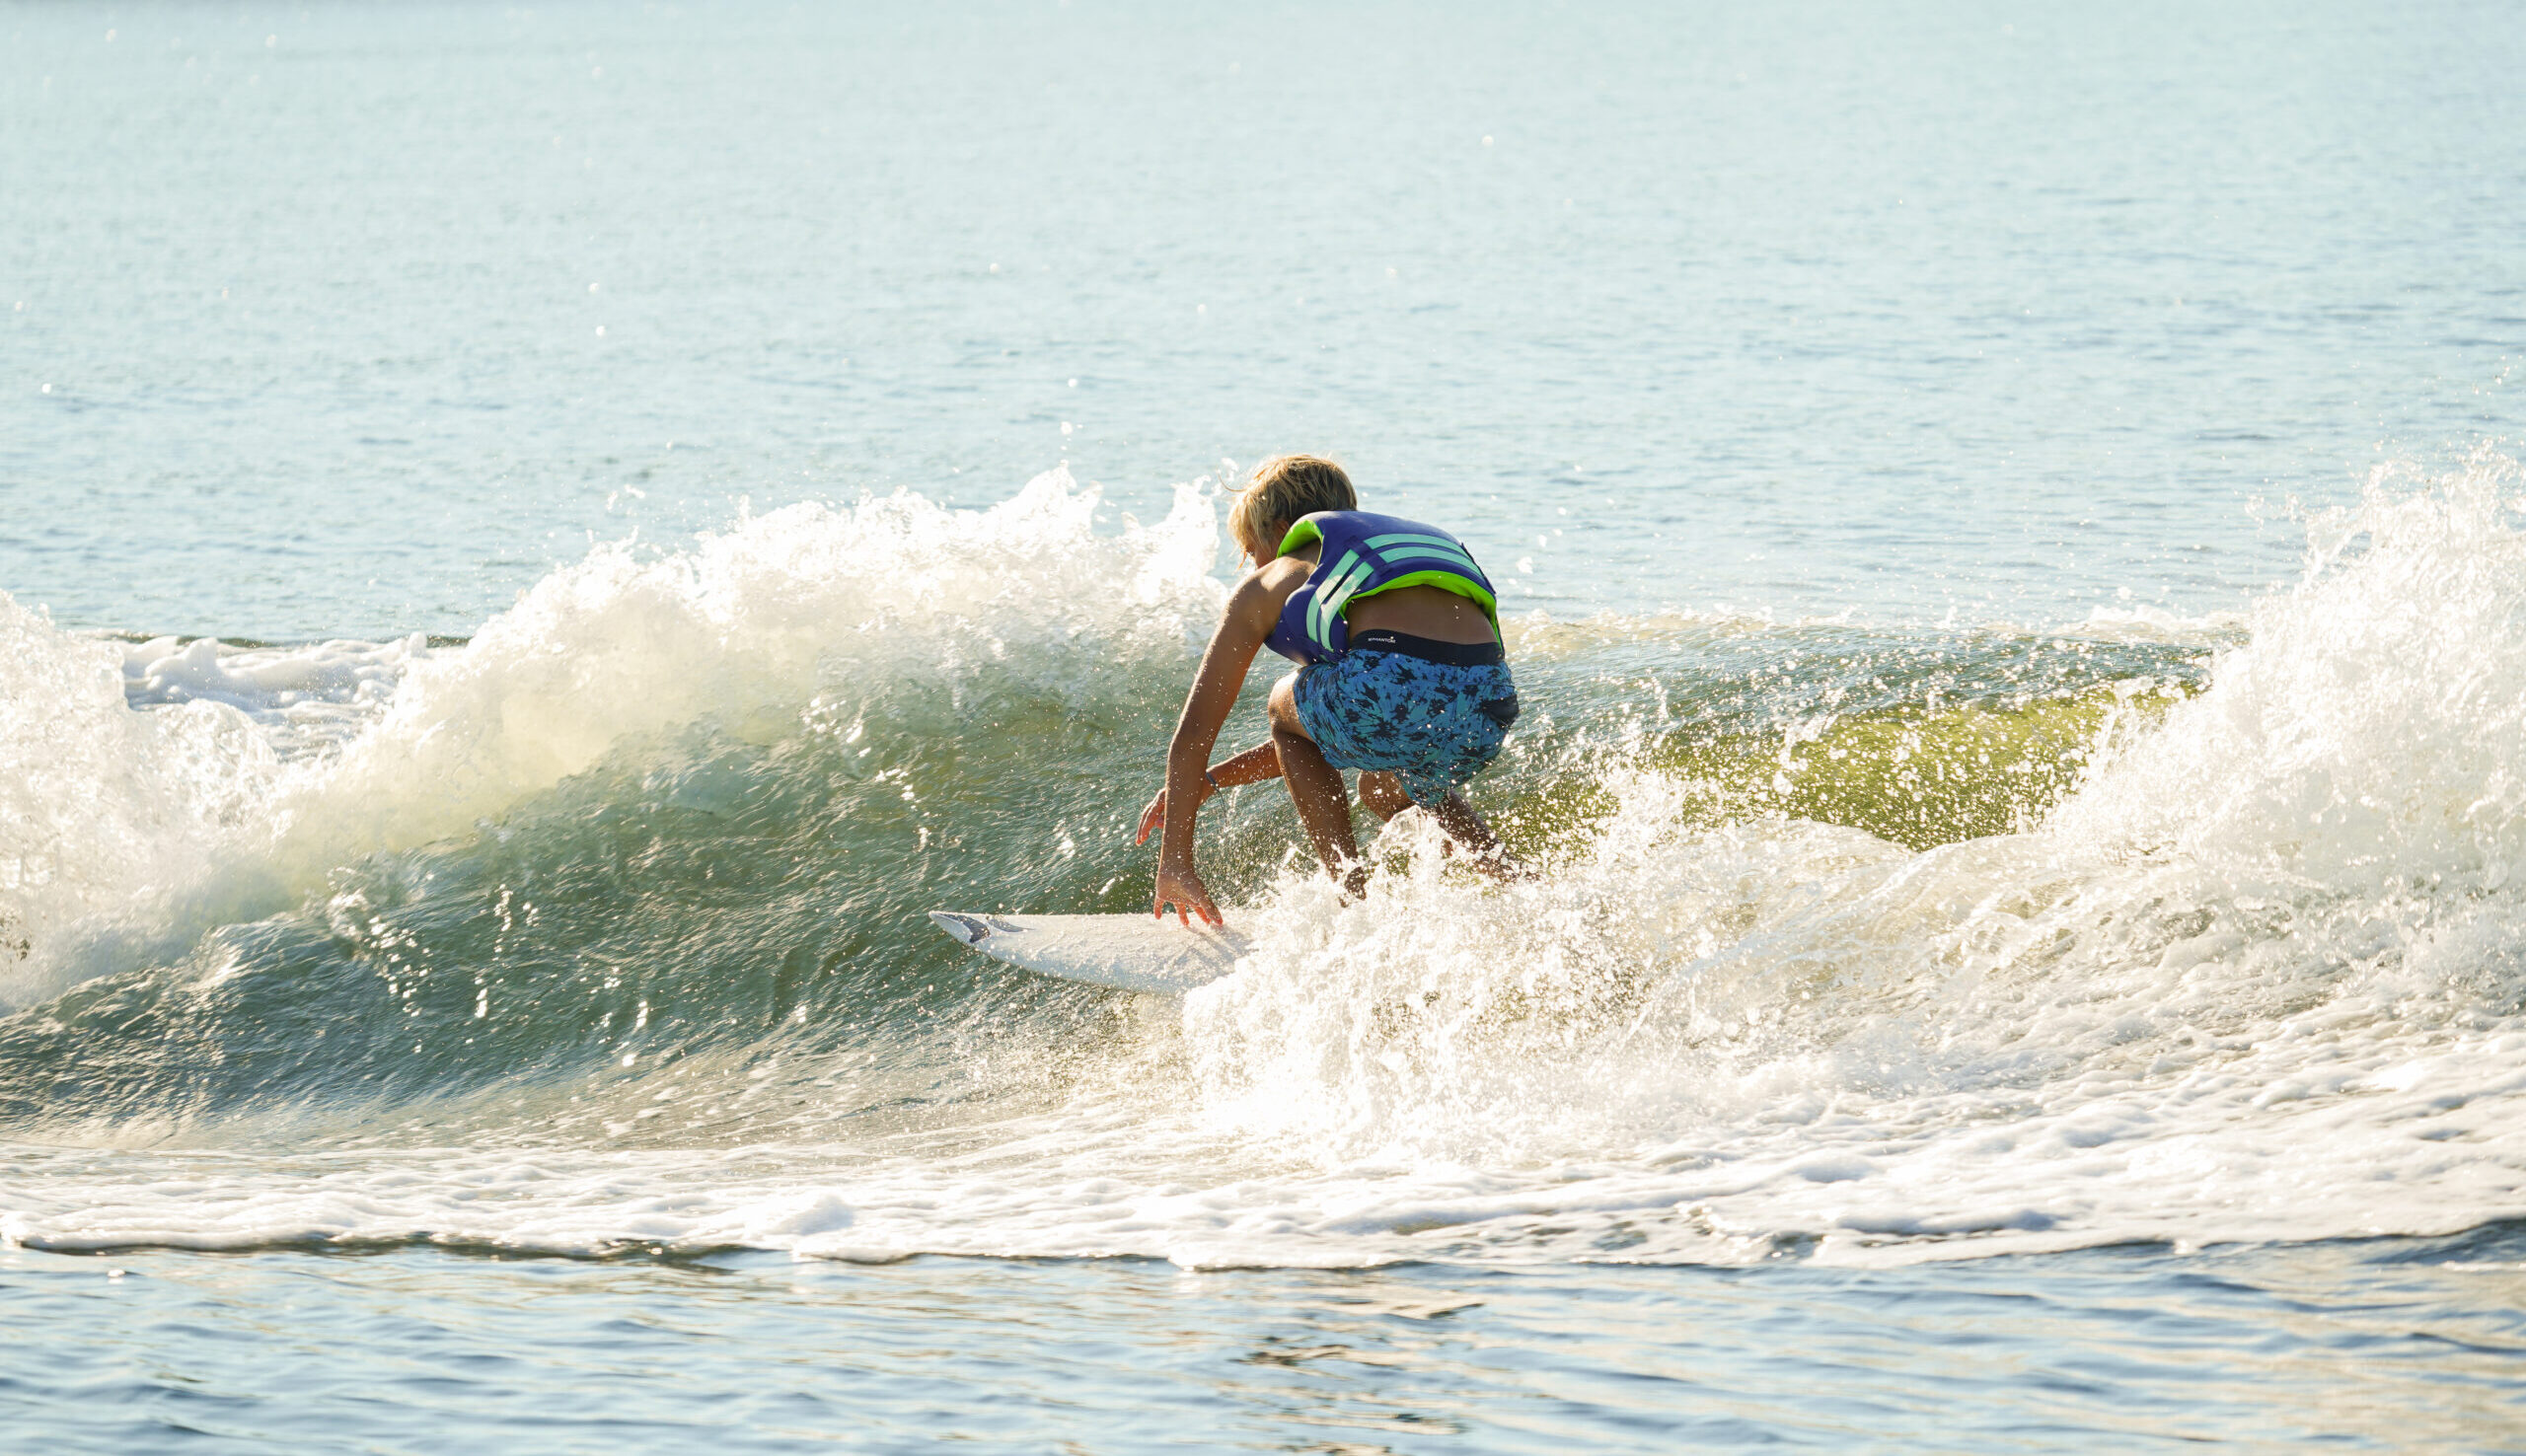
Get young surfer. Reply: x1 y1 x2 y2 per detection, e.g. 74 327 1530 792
1138 455 1523 925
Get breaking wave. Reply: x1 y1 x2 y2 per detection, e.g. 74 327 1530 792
4 456 2522 1270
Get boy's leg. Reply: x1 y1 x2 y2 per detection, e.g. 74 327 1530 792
1268 674 1367 895
1426 790 1527 882
1357 770 1413 821
1369 769 1526 881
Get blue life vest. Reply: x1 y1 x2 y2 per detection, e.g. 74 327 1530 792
1262 511 1500 665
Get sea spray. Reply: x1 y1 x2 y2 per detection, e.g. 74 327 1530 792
2059 453 2526 902
278 468 1227 891
0 470 1226 1009
0 597 288 1003
2 459 2523 1268
1175 458 2526 1260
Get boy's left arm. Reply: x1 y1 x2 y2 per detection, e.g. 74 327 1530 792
1135 740 1283 845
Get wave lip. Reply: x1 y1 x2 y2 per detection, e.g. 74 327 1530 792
0 467 1225 1009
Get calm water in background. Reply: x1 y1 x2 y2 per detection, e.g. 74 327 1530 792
6 0 2519 636
5 2 2526 1451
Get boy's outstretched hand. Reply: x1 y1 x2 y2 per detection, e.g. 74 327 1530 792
1152 856 1223 927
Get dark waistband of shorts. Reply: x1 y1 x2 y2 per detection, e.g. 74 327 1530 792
1346 629 1506 667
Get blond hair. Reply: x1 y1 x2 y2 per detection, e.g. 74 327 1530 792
1228 455 1357 557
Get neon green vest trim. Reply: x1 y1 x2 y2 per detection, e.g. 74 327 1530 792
1273 514 1502 651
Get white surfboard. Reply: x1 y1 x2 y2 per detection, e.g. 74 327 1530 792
929 911 1252 993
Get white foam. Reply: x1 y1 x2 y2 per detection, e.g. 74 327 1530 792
2056 603 2251 645
0 468 1225 1007
6 460 2526 1269
275 468 1224 876
0 600 287 1004
1150 461 2526 1265
119 632 431 759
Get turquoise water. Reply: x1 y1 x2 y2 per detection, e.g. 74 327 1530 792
6 1 2526 1450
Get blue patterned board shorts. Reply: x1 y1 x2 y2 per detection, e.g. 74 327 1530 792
1292 631 1521 808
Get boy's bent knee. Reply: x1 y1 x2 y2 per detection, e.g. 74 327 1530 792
1267 673 1307 735
1358 771 1412 819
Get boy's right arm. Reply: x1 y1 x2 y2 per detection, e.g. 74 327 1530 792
1152 568 1291 924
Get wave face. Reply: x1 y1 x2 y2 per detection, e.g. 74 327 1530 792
4 461 2524 1268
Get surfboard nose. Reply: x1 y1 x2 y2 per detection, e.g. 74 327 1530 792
929 910 991 946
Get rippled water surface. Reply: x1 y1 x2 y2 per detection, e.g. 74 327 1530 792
11 1230 2526 1453
5 0 2526 1450
6 0 2520 635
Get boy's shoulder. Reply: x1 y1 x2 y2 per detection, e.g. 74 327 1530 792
1229 552 1312 598
1245 553 1315 588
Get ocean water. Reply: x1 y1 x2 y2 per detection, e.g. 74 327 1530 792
5 1 2526 1451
